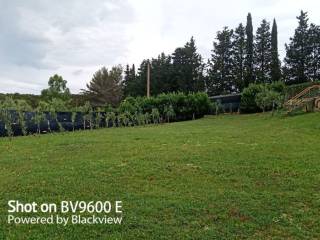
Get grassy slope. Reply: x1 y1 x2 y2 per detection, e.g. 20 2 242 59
0 113 319 239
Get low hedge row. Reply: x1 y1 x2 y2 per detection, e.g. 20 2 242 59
118 92 211 119
0 92 211 137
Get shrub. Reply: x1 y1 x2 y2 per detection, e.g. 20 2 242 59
121 92 210 121
16 100 32 136
34 106 46 134
118 97 140 114
241 82 285 113
95 109 103 129
49 98 67 112
71 110 77 131
164 105 175 123
241 84 265 113
255 88 282 112
0 109 14 138
269 81 285 94
0 92 211 136
144 112 151 125
105 112 116 127
151 108 160 124
1 97 16 110
79 101 93 130
135 112 145 126
118 112 129 127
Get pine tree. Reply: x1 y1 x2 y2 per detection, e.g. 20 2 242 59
83 66 123 106
232 23 246 91
271 19 281 82
150 53 174 94
245 13 254 86
123 64 138 97
284 11 311 84
308 23 320 81
172 37 204 92
135 60 150 96
123 64 131 96
207 27 234 95
134 54 174 96
254 19 272 83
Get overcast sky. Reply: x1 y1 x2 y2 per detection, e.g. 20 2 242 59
1 0 319 94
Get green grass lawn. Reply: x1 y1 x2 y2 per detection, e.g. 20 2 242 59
1 113 320 239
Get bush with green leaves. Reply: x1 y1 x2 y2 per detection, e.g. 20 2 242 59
135 112 145 126
79 101 93 130
105 111 116 128
118 112 130 127
151 108 160 124
119 92 210 121
94 108 103 129
144 112 151 125
241 84 265 113
255 88 283 112
0 97 32 137
34 103 48 134
71 110 77 132
16 100 32 135
118 97 141 114
0 92 211 136
0 109 14 138
164 105 175 122
47 98 67 132
241 82 285 113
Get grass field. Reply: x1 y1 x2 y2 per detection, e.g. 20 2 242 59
0 113 320 239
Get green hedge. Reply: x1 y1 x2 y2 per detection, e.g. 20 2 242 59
240 82 285 113
118 92 211 120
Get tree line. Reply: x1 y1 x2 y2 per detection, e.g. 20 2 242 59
3 11 319 108
122 10 319 98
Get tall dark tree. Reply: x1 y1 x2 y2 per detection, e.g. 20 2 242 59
135 53 174 96
172 37 205 92
308 23 320 81
123 64 139 97
232 23 246 91
83 66 123 106
271 19 281 82
254 19 272 83
207 27 234 95
245 13 254 86
150 53 174 94
123 64 131 96
134 60 151 97
284 11 311 84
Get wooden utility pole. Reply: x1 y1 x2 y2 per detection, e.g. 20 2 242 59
147 61 150 98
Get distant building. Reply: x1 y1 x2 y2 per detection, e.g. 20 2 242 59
210 94 241 113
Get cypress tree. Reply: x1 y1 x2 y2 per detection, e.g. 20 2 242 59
123 64 139 97
232 23 246 91
284 11 311 84
308 23 320 82
254 19 272 83
123 64 130 96
245 13 254 86
207 27 235 95
271 19 281 82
